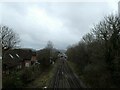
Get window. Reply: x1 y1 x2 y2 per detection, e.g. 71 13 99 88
16 54 20 58
25 62 30 67
9 54 14 59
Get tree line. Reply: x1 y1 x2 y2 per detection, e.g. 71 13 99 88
66 14 120 87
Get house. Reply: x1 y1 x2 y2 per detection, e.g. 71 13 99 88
19 48 32 68
2 48 37 74
2 49 23 74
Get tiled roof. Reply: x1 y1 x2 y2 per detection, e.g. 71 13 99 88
3 48 34 68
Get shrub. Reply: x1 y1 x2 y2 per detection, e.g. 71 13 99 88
3 74 23 88
20 68 35 84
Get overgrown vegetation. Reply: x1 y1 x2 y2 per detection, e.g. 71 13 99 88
66 14 120 88
37 41 59 68
3 65 42 88
26 63 57 88
3 41 59 88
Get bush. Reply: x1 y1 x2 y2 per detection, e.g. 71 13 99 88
20 68 35 84
3 74 23 88
3 65 43 88
37 48 51 67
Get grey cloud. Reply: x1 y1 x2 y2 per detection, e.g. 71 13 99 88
1 2 113 50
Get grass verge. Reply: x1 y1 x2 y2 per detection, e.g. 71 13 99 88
26 61 58 88
67 60 88 88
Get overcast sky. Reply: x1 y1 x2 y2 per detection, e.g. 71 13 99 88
0 0 120 50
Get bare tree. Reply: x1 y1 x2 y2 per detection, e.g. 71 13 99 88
45 41 54 60
82 33 95 44
46 41 53 49
0 25 20 51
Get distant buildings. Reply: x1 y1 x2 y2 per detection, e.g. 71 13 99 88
58 52 67 60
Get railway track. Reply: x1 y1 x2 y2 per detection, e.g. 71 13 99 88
48 58 83 89
64 61 82 88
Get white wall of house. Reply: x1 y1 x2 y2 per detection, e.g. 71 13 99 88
25 62 30 67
